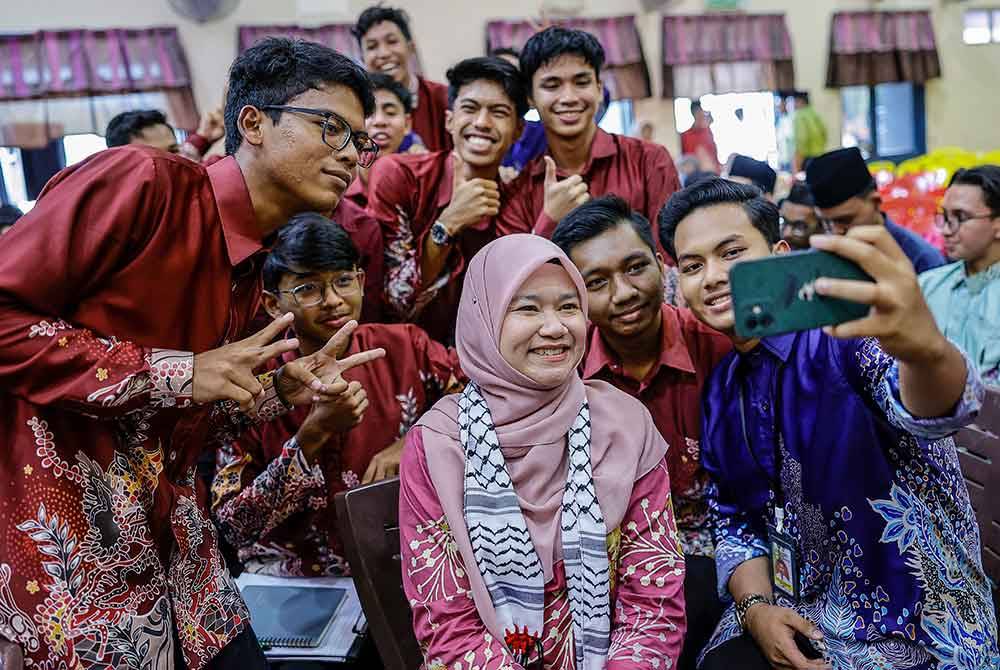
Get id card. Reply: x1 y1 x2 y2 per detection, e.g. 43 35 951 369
768 523 800 601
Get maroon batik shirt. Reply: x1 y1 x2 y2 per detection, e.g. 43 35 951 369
0 147 288 669
212 323 463 576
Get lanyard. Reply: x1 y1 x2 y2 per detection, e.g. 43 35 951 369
736 363 786 527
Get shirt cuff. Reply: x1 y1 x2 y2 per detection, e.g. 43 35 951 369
253 374 290 423
883 350 984 439
285 437 326 488
147 349 194 408
185 132 211 155
532 211 558 238
713 530 769 602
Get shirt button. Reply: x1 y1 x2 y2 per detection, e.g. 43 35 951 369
761 401 770 412
169 450 177 462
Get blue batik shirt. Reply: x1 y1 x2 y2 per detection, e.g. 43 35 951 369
699 330 997 670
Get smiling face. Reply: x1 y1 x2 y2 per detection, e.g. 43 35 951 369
263 267 365 352
132 123 179 153
529 54 602 141
446 79 521 171
257 84 364 214
568 222 665 342
674 203 786 337
366 87 411 155
499 263 587 387
361 20 413 84
940 184 1000 266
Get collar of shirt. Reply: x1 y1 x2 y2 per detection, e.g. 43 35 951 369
528 128 615 180
207 156 263 267
959 259 1000 294
582 303 697 386
723 331 796 386
344 174 368 208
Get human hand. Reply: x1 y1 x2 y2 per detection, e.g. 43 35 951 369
197 107 225 143
361 437 404 484
296 380 369 462
745 604 828 670
276 320 385 407
437 153 501 236
811 226 948 365
541 156 589 223
193 313 299 411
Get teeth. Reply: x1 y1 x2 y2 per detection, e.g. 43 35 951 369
534 348 565 356
466 136 492 149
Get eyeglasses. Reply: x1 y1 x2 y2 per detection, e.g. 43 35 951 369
277 272 362 307
260 105 380 168
780 216 813 232
934 209 996 235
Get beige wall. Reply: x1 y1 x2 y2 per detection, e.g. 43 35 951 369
4 0 1000 156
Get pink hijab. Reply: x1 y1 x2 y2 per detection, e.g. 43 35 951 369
417 234 667 641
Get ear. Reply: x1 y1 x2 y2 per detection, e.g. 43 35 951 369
238 105 266 148
869 190 883 209
655 251 666 274
356 268 366 299
772 239 792 255
404 113 413 134
262 291 284 320
444 109 454 135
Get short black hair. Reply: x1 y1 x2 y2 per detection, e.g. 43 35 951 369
368 71 413 113
553 195 657 258
490 47 520 62
658 177 780 261
0 203 23 229
794 90 810 103
690 100 703 114
520 26 604 87
778 181 815 209
446 57 529 118
949 165 1000 215
263 213 361 293
225 37 375 155
353 5 412 44
105 109 172 147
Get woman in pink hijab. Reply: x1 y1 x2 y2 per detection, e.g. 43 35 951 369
398 235 686 669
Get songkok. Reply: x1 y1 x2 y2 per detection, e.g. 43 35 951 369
729 155 777 194
806 147 875 209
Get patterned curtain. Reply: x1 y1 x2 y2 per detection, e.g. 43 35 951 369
0 27 198 146
485 15 651 100
826 11 941 87
661 13 794 99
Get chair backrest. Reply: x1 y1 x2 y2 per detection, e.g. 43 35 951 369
955 386 1000 623
335 477 422 670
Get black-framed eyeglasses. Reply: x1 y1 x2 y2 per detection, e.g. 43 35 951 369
260 105 379 168
276 272 363 307
934 208 996 234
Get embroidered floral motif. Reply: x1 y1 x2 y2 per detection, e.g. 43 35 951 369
28 320 71 339
27 417 85 485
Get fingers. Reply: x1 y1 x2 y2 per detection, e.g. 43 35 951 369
253 337 300 365
246 312 294 345
361 459 378 485
544 155 556 185
319 320 359 358
451 152 466 188
281 361 329 396
338 347 387 373
222 382 255 412
813 277 882 307
809 232 899 281
229 368 264 400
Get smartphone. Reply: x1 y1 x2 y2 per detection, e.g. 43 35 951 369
793 631 826 660
730 249 873 339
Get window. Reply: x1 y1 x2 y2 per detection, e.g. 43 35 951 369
673 91 778 165
840 82 925 162
0 134 110 213
963 9 1000 45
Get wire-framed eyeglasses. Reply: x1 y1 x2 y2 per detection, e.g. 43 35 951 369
260 105 380 168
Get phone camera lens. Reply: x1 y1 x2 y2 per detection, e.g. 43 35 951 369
761 314 774 327
746 317 759 330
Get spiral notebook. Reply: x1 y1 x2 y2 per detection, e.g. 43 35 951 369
242 584 346 648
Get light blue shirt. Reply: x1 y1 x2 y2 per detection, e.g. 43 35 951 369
919 259 1000 383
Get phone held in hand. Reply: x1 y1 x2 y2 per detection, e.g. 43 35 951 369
730 250 873 339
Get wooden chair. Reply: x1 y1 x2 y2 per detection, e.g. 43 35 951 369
335 477 422 670
955 386 1000 626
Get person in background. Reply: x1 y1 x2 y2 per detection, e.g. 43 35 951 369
500 27 681 244
659 177 996 670
774 91 795 172
0 203 22 235
790 91 827 172
105 109 180 153
179 107 227 162
367 56 527 344
807 147 945 273
213 215 463 577
353 5 450 152
725 154 777 201
399 234 686 669
552 196 732 670
0 37 386 669
920 165 1000 383
677 155 701 186
777 181 820 250
680 100 720 173
638 119 655 142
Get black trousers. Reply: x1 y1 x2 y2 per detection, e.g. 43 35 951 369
699 632 770 670
678 555 726 670
174 625 268 670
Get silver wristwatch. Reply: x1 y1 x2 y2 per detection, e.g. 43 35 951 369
735 593 772 631
430 220 454 246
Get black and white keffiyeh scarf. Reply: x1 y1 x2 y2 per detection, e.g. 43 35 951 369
459 382 611 669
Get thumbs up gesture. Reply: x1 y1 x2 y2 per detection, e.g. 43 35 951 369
437 153 501 238
542 156 589 223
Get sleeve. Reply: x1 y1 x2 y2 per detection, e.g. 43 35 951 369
607 459 686 669
400 428 521 670
642 145 681 253
834 336 983 440
495 174 543 237
410 325 467 400
211 426 327 551
0 149 195 418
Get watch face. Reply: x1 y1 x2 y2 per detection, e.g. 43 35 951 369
431 222 450 245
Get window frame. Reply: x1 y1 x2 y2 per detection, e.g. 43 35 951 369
962 8 1000 45
841 82 926 163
